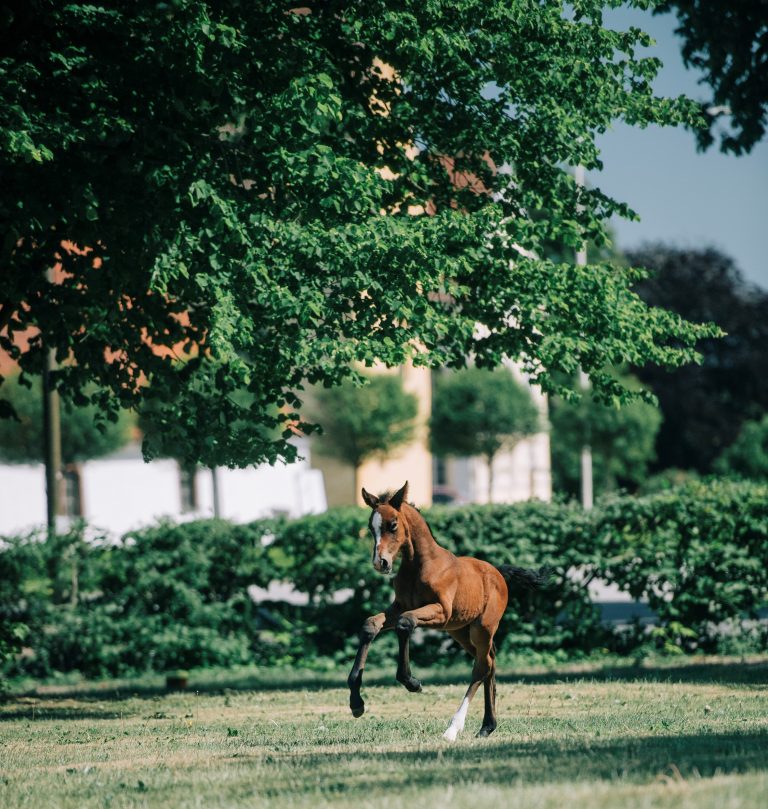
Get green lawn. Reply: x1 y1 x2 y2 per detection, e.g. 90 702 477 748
1 657 767 808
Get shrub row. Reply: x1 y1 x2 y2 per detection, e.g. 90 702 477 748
1 479 766 679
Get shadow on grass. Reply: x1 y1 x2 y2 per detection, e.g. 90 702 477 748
0 705 127 722
253 730 768 797
4 658 766 713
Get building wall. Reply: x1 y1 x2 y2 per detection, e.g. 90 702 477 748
0 439 326 537
356 362 433 508
444 431 552 505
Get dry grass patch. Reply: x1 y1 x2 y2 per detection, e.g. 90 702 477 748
1 657 767 808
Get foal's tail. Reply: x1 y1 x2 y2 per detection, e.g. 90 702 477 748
497 564 552 591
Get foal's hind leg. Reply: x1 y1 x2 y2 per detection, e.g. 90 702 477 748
442 623 494 742
448 626 476 660
478 642 498 738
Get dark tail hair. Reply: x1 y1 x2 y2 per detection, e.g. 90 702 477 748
497 564 552 591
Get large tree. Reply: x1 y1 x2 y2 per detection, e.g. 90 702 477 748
629 245 768 472
659 1 768 153
0 1 715 468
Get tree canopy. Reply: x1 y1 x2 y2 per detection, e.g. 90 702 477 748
0 1 716 467
659 0 768 154
431 367 540 498
629 244 768 473
714 414 768 481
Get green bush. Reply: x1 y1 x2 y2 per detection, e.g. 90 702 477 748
597 479 768 652
2 479 767 679
1 520 279 678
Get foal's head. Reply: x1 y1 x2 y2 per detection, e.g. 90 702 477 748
361 481 409 575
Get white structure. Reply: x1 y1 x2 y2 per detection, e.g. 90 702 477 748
0 437 326 537
438 433 551 505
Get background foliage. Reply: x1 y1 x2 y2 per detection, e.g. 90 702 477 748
2 479 766 681
309 373 418 476
549 372 662 496
431 368 540 457
658 0 768 154
630 245 768 473
714 414 768 481
0 373 133 464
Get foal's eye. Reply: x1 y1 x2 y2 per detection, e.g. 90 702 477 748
388 521 398 533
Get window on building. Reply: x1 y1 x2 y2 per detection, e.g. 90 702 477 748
179 464 198 513
434 455 447 486
62 465 83 518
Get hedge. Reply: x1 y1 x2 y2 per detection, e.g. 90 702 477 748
597 479 768 652
1 478 766 679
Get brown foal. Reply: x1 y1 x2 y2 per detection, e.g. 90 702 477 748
347 481 547 741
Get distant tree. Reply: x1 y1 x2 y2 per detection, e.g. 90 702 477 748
549 374 662 497
430 368 539 501
659 1 768 153
0 374 132 465
311 374 418 501
629 245 768 473
714 414 768 480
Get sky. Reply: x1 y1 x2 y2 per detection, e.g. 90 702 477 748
592 8 768 289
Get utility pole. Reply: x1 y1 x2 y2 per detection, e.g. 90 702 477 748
42 266 65 536
575 165 593 510
211 466 221 518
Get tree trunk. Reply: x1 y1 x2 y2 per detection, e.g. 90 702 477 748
42 347 64 537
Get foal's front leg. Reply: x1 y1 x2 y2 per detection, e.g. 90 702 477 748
395 603 447 693
347 603 400 717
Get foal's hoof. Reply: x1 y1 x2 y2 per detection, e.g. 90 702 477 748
350 698 365 718
476 723 497 738
398 675 422 693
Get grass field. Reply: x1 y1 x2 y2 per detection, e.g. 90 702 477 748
2 656 767 808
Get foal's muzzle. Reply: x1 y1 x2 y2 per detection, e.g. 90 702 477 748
374 557 392 574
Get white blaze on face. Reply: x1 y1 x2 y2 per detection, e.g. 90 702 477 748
442 696 470 742
371 511 383 567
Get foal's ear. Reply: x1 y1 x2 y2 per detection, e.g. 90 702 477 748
361 488 379 509
389 481 409 511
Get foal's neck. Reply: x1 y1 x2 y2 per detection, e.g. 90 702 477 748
401 503 442 566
